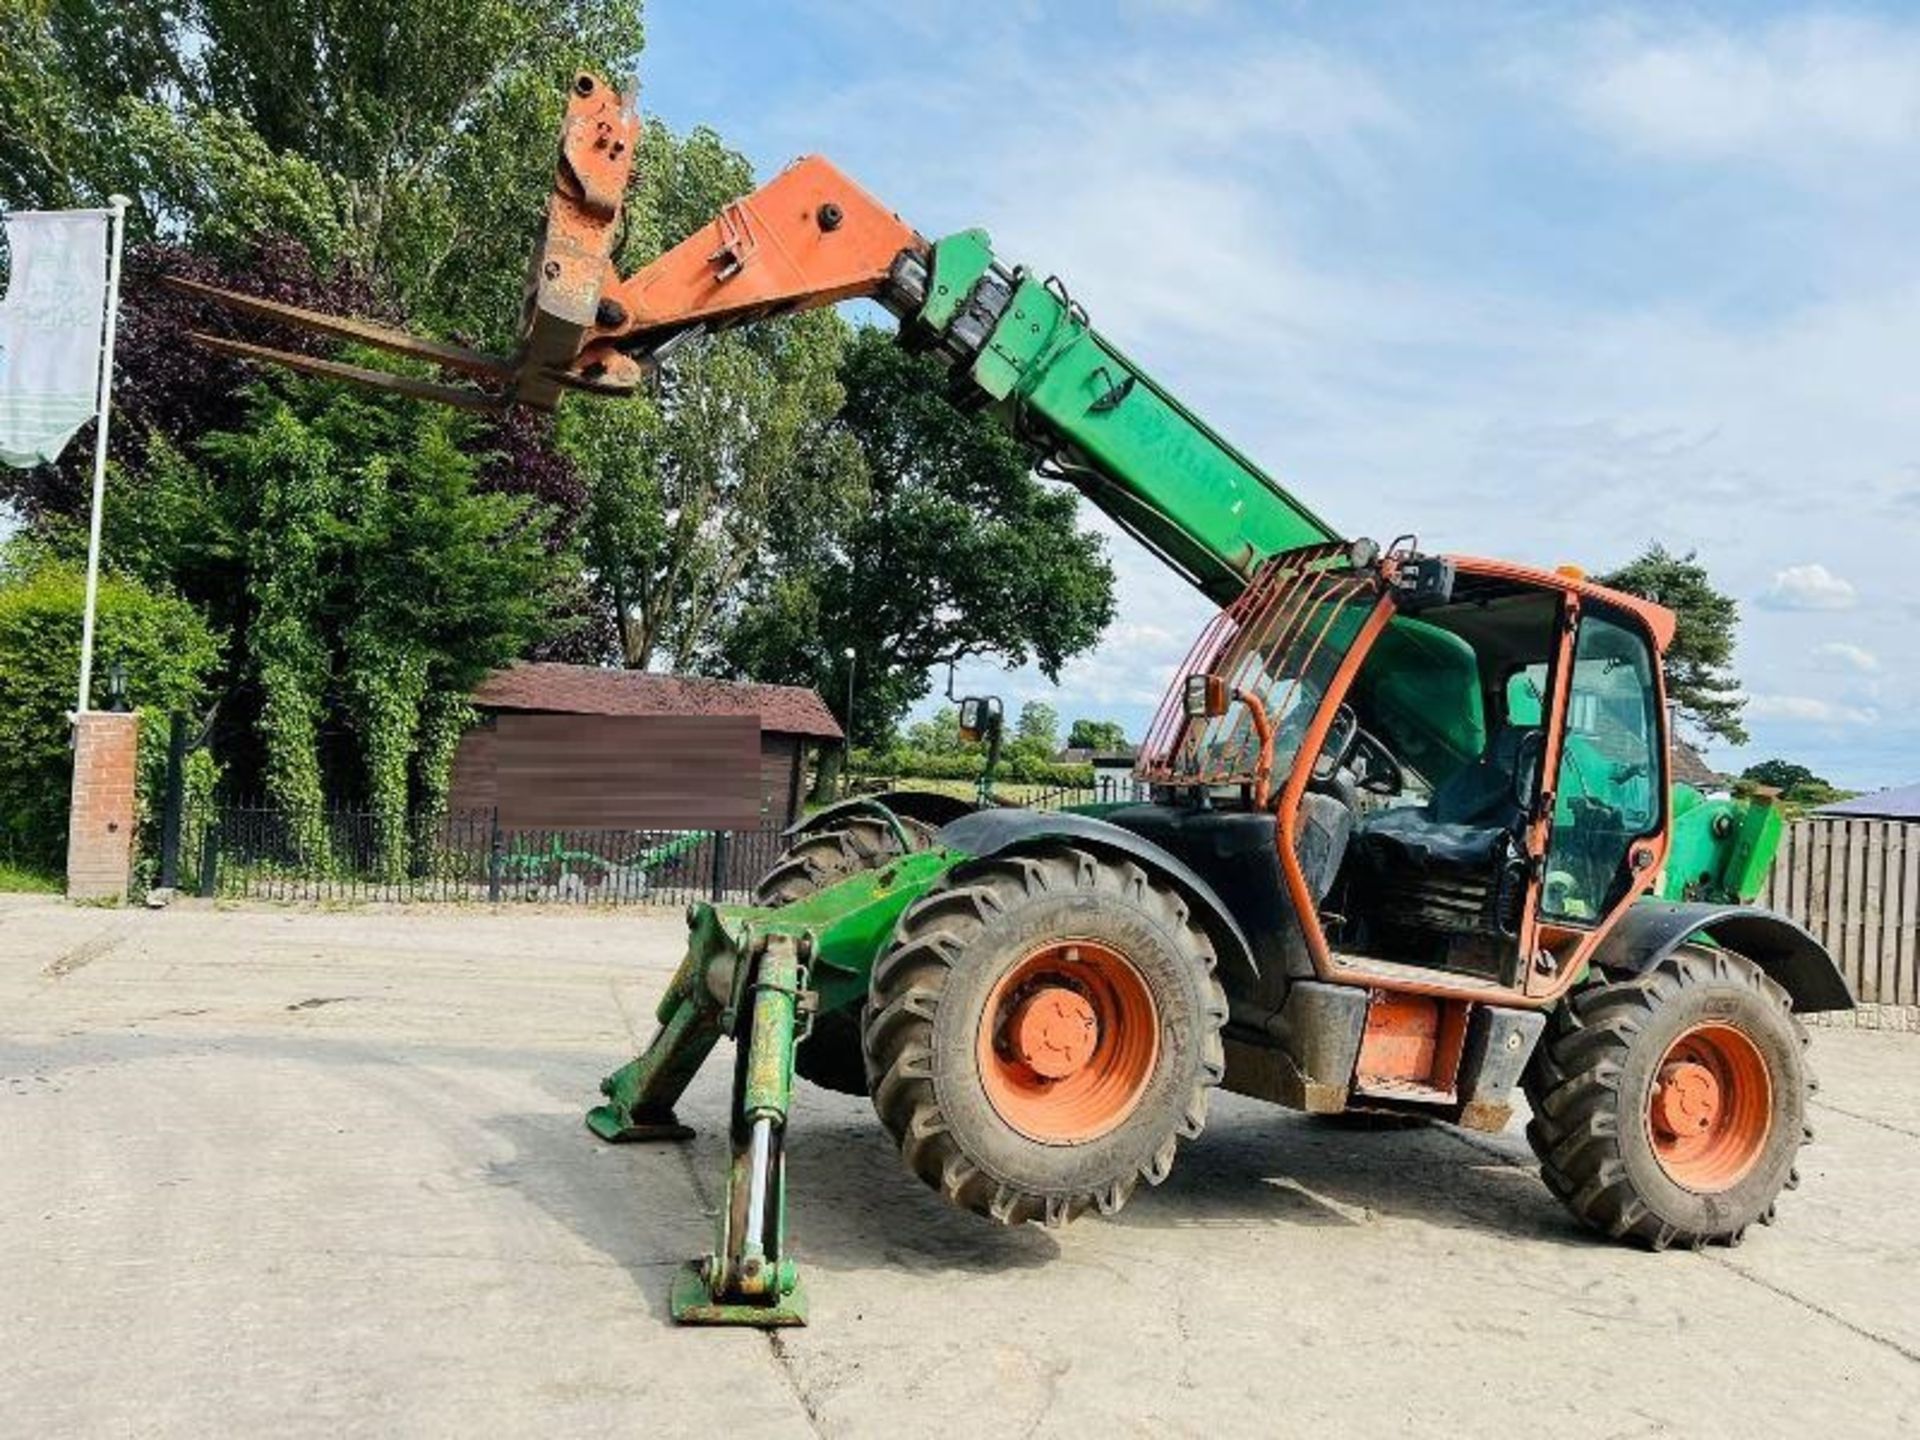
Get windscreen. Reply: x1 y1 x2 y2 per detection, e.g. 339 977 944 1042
1138 545 1380 788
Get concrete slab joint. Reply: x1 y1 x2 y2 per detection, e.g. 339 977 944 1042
66 709 140 902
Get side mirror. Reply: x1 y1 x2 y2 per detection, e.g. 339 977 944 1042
1183 673 1228 720
958 695 1000 743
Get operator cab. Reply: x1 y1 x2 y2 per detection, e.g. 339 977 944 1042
1129 542 1670 997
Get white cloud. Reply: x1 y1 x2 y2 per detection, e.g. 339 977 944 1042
1814 640 1880 673
1760 563 1857 611
1744 693 1876 726
1570 15 1920 164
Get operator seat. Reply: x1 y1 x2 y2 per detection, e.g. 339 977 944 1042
1352 725 1538 874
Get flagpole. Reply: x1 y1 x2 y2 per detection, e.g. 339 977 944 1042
75 194 129 715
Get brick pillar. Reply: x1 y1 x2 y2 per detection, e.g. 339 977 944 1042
66 710 140 901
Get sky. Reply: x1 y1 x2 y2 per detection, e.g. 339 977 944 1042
639 0 1920 791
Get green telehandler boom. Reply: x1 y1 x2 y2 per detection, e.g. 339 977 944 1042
183 70 1848 1327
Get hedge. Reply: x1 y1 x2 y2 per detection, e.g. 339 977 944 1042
850 745 1096 788
0 557 221 870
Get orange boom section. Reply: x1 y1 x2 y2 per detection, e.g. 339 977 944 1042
167 73 926 413
570 155 927 400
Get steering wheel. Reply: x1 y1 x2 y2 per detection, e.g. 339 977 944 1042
1347 728 1405 796
1310 704 1360 783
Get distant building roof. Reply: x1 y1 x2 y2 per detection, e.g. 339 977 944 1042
1057 744 1139 765
472 662 843 740
1814 783 1920 821
1670 738 1722 790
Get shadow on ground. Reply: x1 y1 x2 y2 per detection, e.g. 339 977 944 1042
484 1075 1599 1307
1121 1104 1595 1247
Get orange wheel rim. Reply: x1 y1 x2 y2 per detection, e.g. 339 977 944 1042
1646 1022 1772 1192
977 940 1159 1144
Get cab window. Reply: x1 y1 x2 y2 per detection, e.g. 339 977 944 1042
1541 611 1662 922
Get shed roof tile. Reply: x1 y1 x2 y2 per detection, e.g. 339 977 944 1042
471 663 843 740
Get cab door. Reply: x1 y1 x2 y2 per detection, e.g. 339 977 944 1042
1536 605 1667 932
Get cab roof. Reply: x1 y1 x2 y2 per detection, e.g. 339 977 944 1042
1443 555 1678 652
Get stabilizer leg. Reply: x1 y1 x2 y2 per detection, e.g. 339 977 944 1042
586 904 734 1142
672 932 809 1326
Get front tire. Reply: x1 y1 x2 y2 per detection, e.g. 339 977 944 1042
1524 945 1812 1249
864 844 1227 1226
753 813 938 1094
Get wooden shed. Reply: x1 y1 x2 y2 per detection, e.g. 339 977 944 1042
449 663 842 831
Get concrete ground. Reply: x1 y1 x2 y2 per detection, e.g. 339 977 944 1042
3 894 1917 1438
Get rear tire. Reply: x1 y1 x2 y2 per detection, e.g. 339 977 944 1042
864 844 1227 1226
753 813 938 1094
753 814 938 908
1524 945 1811 1249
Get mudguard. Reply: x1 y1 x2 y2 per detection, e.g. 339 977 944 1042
936 808 1260 983
1585 900 1854 1013
784 789 982 839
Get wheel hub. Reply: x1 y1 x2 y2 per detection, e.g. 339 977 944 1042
1645 1022 1773 1193
1652 1060 1721 1138
977 939 1160 1144
1011 987 1099 1078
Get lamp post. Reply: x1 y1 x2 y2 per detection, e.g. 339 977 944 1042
842 647 857 793
105 658 129 713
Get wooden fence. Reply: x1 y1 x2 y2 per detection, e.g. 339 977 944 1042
1760 818 1919 1012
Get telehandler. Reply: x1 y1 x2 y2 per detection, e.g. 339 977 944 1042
181 71 1852 1326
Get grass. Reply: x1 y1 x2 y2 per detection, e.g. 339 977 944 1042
0 859 61 893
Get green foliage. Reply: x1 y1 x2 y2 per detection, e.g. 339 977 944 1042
117 99 347 262
721 326 1115 745
1741 758 1822 792
1014 701 1059 750
564 119 863 673
191 382 566 856
1598 544 1747 746
0 858 62 892
852 744 1094 790
903 705 968 757
1067 718 1129 752
556 121 856 679
566 303 864 670
856 701 1096 788
1739 758 1855 815
0 0 643 337
0 547 221 868
3 0 1121 857
621 122 755 270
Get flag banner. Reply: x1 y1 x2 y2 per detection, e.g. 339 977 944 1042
0 210 110 469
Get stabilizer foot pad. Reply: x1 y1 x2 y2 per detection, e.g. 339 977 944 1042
585 1104 696 1143
669 1263 809 1327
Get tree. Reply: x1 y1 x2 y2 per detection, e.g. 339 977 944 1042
565 309 864 672
1739 758 1854 814
903 705 967 757
1741 759 1821 792
1014 701 1059 753
719 327 1116 753
191 382 565 849
0 1 646 843
556 123 867 673
1068 718 1129 752
1598 544 1747 745
0 0 644 343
